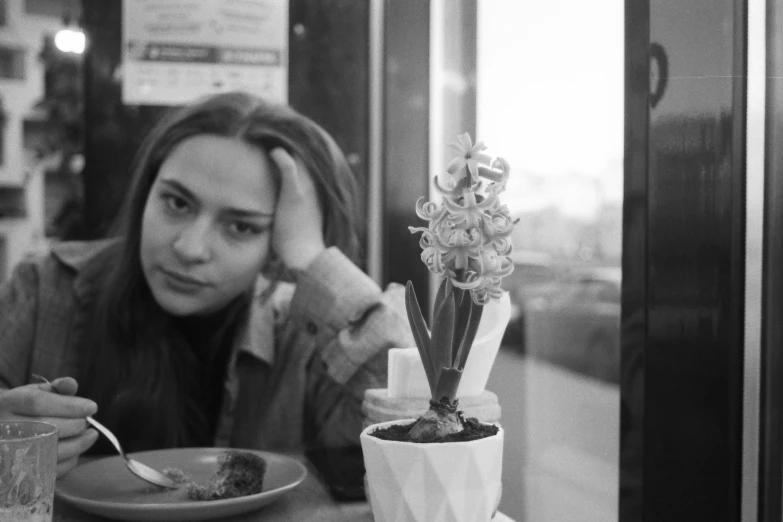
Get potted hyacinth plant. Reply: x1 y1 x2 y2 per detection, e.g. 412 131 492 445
360 133 515 522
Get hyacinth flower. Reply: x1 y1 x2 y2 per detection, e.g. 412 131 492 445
405 132 515 442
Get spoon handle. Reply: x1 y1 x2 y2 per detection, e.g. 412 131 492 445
85 416 127 461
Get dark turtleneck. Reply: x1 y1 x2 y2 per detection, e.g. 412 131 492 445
173 301 246 446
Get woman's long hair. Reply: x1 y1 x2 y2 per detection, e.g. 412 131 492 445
79 92 361 452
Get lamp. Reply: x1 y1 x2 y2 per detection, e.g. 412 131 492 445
54 1 85 55
54 26 85 55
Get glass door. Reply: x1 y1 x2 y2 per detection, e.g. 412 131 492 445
474 0 748 520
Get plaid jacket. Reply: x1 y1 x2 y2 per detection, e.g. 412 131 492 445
0 240 412 453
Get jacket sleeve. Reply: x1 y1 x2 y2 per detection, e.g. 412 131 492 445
0 260 40 389
289 247 414 450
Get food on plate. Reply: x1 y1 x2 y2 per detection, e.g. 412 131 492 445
162 450 267 501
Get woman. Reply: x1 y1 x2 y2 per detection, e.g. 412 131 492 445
0 91 412 478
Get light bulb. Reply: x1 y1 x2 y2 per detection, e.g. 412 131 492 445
54 28 86 54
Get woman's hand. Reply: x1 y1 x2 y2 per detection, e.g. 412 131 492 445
268 147 326 271
0 377 99 478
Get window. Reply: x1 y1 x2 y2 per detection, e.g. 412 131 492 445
477 1 624 520
0 47 25 80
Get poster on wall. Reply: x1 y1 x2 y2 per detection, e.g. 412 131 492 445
122 0 288 106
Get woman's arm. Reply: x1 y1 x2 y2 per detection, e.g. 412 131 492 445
285 248 410 497
265 144 412 451
0 258 99 477
290 248 413 448
0 260 40 388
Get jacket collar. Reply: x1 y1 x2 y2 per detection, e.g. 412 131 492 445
51 239 119 303
239 281 295 366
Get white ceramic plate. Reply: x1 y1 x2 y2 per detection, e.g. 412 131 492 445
55 448 307 521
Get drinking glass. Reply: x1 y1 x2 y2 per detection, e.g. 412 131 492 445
0 421 58 522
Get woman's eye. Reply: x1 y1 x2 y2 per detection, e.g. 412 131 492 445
228 221 265 237
163 194 189 213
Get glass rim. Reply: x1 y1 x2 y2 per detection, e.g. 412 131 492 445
0 419 59 441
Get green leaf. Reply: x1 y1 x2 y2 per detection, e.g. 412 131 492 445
405 281 436 394
433 276 450 321
454 299 484 370
434 367 463 404
450 287 471 366
431 279 455 384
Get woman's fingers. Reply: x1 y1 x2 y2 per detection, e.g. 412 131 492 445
270 147 304 198
0 414 90 439
268 147 325 270
41 416 90 439
269 147 322 220
49 376 79 396
0 384 97 418
57 428 99 466
0 379 99 479
57 456 79 478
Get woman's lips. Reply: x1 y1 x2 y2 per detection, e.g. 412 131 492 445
160 268 210 291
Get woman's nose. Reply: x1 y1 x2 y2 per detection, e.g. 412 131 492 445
172 220 212 262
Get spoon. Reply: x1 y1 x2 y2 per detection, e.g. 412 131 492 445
32 374 178 489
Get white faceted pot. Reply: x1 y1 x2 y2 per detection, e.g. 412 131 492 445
360 419 504 522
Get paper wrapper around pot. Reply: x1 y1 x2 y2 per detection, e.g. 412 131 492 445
388 291 511 398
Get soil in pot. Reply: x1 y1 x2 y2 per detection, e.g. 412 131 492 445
370 415 498 443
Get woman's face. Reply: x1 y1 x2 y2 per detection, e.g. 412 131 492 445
140 134 277 316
